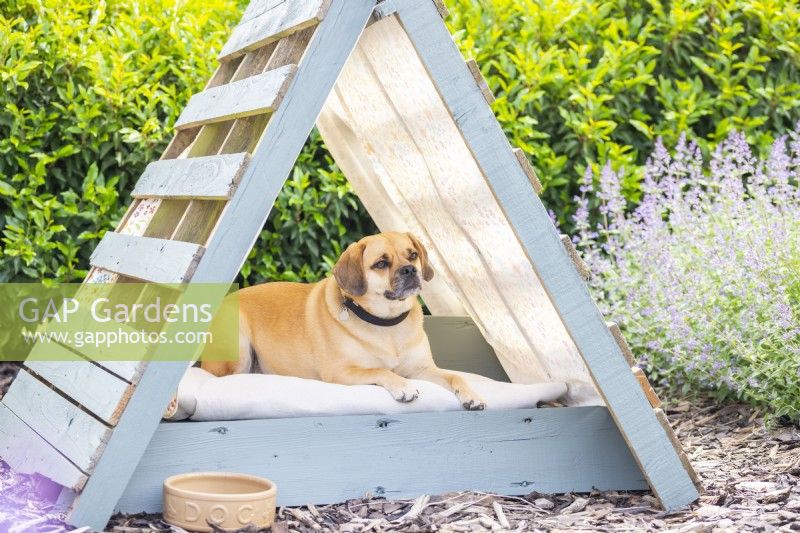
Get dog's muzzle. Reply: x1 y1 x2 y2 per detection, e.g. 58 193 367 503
385 265 421 300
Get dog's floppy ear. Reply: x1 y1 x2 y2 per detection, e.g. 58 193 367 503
407 233 434 281
333 242 367 296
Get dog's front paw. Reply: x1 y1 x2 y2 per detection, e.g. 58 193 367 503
457 390 486 411
388 380 420 403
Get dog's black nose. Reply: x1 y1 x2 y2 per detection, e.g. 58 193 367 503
399 264 417 277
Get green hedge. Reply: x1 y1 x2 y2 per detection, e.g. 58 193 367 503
449 0 800 222
1 0 799 284
0 0 243 281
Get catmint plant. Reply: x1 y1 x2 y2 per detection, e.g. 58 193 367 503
574 127 800 421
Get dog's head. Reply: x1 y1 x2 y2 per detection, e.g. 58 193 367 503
333 232 434 300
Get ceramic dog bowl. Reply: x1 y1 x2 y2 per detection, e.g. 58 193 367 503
163 472 277 532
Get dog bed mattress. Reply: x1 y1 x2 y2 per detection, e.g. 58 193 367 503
164 367 568 421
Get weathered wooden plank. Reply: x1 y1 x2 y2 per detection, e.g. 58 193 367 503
560 234 591 280
632 367 662 408
132 153 250 200
25 358 132 425
219 0 328 61
394 0 700 509
93 361 144 383
141 200 191 239
171 200 227 245
66 1 375 528
117 406 646 512
240 0 286 25
330 18 599 403
424 316 509 382
607 321 637 366
318 89 467 315
174 65 297 130
513 148 543 194
654 409 703 490
0 402 88 491
2 370 110 472
90 232 204 283
466 59 494 105
432 0 449 18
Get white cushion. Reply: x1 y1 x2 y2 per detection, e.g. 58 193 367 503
166 367 567 421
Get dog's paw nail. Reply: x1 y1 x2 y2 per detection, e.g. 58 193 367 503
394 388 419 402
464 400 486 411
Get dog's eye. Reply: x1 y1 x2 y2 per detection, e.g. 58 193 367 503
372 260 389 269
409 252 418 260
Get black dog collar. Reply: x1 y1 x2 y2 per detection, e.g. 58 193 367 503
342 297 410 327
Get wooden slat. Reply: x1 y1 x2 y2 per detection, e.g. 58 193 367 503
241 0 287 26
513 148 543 194
67 1 376 528
171 200 226 245
90 232 204 283
132 153 250 199
632 367 662 408
431 0 449 18
219 0 329 61
607 321 637 366
174 64 297 130
117 406 646 512
93 361 144 383
466 59 494 105
0 402 87 490
560 234 591 280
25 358 132 425
394 0 699 510
654 409 703 490
2 370 110 472
318 89 467 315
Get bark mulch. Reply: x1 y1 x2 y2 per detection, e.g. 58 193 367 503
1 362 798 532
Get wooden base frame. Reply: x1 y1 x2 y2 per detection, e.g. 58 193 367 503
117 406 647 513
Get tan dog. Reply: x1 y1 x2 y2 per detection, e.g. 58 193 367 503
202 232 486 410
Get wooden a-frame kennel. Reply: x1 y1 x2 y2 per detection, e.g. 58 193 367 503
0 0 701 529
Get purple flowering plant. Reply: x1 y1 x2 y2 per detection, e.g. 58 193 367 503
573 126 800 421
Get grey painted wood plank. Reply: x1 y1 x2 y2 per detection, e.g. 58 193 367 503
90 232 204 283
560 234 591 280
2 370 111 472
92 361 145 383
25 359 132 425
513 147 543 194
132 153 250 199
64 361 190 528
174 65 297 130
241 0 287 24
66 2 374 528
423 315 509 382
394 0 699 510
190 0 374 286
117 406 646 512
0 402 88 491
219 0 329 61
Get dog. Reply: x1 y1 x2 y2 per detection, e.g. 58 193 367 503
202 232 486 410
